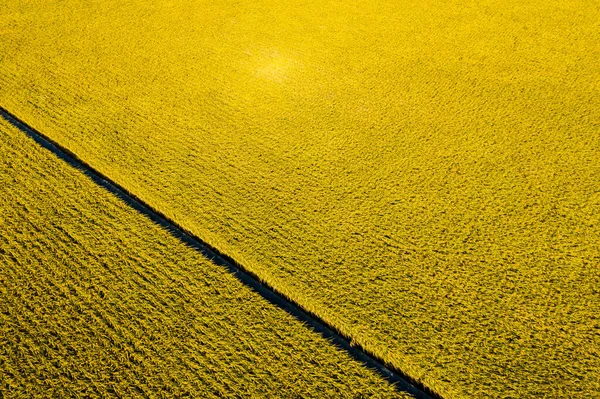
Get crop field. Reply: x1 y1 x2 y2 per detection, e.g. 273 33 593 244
1 0 599 398
0 117 407 398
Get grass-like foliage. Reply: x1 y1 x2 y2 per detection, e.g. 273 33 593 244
0 119 405 398
1 0 599 397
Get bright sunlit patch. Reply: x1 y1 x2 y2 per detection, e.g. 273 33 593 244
253 50 297 83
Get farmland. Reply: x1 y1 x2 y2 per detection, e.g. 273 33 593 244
0 117 407 398
1 0 599 398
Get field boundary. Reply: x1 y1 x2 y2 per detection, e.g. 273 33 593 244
0 105 441 399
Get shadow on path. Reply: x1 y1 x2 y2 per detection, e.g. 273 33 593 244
0 105 440 399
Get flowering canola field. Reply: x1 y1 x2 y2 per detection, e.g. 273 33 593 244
1 0 599 398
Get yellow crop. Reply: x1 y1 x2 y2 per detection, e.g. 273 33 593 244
0 118 405 398
1 0 599 397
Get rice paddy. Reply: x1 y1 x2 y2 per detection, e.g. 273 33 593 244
1 0 599 397
0 117 408 398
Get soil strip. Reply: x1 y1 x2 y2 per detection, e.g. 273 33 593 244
0 105 441 399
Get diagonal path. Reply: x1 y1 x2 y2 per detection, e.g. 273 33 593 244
0 105 439 399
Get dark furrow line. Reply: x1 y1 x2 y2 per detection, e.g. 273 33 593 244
0 106 441 399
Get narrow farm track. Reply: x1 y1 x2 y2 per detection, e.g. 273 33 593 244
0 105 439 399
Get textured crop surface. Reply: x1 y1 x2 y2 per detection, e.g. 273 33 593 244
1 0 600 398
0 119 406 398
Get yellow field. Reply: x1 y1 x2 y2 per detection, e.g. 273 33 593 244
1 0 599 397
0 118 405 398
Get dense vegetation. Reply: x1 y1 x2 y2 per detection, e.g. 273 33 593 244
0 118 405 398
1 0 598 397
